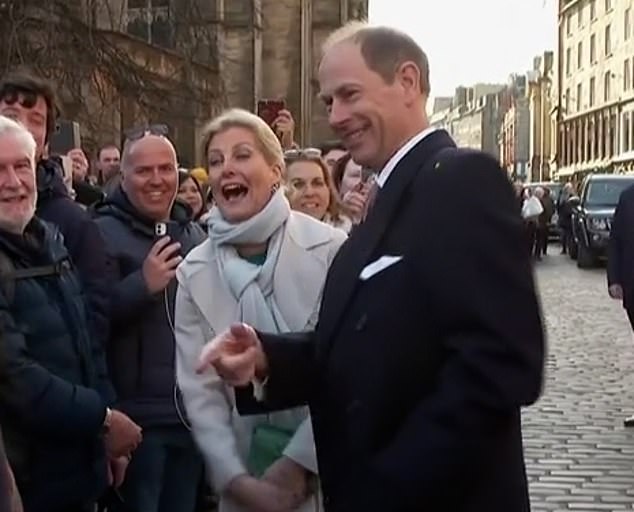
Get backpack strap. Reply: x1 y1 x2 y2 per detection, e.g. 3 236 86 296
0 250 65 306
6 265 61 280
0 251 16 304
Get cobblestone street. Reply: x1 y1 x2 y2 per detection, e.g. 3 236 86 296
525 250 634 511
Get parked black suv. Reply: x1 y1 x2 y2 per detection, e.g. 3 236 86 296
568 174 634 268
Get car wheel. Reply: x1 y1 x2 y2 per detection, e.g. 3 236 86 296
577 242 596 269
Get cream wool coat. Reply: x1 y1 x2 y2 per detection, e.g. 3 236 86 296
174 211 346 512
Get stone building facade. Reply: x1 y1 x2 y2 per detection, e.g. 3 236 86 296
527 52 557 181
93 0 367 158
556 0 634 178
431 84 507 159
29 0 366 165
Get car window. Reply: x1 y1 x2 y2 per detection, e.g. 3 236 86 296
585 180 634 207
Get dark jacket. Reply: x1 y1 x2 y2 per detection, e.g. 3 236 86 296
73 179 105 208
608 184 634 308
35 159 110 348
238 131 545 512
93 187 205 427
538 195 554 227
0 218 113 512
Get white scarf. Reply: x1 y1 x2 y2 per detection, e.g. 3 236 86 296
207 189 291 332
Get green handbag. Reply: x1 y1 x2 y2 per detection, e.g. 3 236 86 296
246 423 295 477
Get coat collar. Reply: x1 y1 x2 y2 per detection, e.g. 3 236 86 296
181 212 338 335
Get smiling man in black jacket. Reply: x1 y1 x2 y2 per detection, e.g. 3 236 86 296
0 115 142 512
94 132 205 512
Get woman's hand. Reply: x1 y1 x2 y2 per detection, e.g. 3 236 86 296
228 473 304 512
262 456 310 501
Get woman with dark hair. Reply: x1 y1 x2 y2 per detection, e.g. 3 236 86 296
331 152 370 226
177 170 207 225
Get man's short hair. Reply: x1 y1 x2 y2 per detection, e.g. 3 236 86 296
0 72 58 142
97 143 120 161
319 140 346 155
322 22 430 96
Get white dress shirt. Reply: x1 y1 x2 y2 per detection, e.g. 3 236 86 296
376 126 438 188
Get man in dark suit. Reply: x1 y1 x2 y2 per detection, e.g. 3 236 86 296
607 183 634 426
196 23 545 512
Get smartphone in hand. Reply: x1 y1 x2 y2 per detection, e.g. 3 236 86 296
154 222 181 255
257 99 286 128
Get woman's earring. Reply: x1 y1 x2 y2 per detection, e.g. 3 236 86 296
271 182 281 194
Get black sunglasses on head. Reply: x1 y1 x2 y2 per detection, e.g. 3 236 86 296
1 86 39 110
123 123 169 142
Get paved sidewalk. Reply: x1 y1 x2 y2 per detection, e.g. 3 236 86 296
525 252 634 511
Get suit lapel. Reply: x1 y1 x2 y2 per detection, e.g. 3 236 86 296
319 130 456 347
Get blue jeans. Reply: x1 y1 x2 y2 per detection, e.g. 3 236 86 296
111 426 203 512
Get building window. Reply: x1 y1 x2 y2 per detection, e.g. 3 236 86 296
566 47 572 76
566 13 572 36
605 0 612 11
626 8 632 40
126 0 173 48
577 83 582 112
626 59 632 90
150 16 173 48
127 18 147 40
610 114 617 156
604 71 611 101
590 0 596 19
624 113 631 152
578 5 584 27
605 25 612 55
590 77 596 106
565 87 571 113
577 41 583 69
590 34 596 64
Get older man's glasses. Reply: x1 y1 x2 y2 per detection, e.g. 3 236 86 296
124 124 169 142
284 148 322 160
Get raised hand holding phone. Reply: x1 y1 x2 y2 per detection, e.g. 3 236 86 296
142 230 182 294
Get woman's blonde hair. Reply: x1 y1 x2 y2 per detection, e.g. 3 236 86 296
200 108 284 169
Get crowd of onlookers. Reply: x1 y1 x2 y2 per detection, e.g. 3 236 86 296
0 64 374 512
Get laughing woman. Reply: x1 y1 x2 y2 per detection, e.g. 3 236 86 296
174 109 346 512
284 148 353 233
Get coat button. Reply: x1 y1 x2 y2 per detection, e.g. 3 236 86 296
354 313 367 331
346 399 362 415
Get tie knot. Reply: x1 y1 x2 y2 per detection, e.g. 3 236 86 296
362 180 380 222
